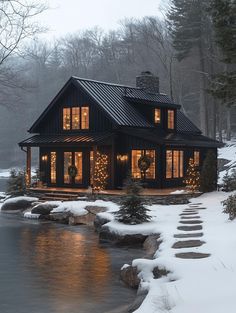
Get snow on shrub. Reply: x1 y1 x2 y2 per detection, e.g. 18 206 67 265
222 193 236 220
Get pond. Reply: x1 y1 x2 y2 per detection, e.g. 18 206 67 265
0 211 142 313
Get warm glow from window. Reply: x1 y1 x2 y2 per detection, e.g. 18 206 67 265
194 151 200 166
154 108 161 124
90 151 94 185
63 108 71 130
75 152 83 184
131 150 155 179
166 150 184 178
64 152 72 184
81 107 89 129
168 110 175 129
72 107 80 129
50 152 56 184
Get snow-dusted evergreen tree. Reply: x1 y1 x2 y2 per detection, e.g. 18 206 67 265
222 194 236 220
200 150 217 192
7 169 26 196
184 158 200 193
115 176 150 225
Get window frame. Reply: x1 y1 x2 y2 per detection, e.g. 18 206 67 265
154 108 161 125
166 149 184 179
131 149 156 180
62 106 89 131
167 109 175 130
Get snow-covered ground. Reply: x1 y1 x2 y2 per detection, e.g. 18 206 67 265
121 191 235 313
218 139 236 183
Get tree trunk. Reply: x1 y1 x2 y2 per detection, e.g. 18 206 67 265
198 43 208 136
226 107 231 141
218 103 223 142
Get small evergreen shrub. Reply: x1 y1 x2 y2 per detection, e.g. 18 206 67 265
222 169 236 192
7 169 26 196
200 150 217 192
115 176 151 225
222 194 236 220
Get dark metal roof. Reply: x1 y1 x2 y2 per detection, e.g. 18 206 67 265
177 111 201 134
19 132 113 147
74 78 153 128
119 129 222 148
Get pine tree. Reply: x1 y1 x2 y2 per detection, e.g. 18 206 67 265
115 176 151 225
7 169 26 196
184 158 200 193
208 0 236 116
200 150 217 192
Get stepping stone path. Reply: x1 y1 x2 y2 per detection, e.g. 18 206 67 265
172 240 205 249
173 203 211 259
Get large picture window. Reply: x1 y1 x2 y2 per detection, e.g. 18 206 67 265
63 106 89 130
166 150 184 179
167 110 175 130
131 150 156 179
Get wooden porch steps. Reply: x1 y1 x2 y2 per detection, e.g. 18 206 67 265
38 192 79 202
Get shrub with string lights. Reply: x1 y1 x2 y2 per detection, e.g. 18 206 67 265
184 158 200 193
93 151 109 192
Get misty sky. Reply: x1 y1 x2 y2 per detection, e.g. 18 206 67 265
39 0 162 38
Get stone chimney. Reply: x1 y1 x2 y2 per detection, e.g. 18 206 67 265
136 71 159 94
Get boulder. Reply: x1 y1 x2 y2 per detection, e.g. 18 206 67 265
143 234 160 257
69 213 94 225
99 226 148 245
94 214 112 232
31 203 59 215
49 212 70 224
85 205 107 215
1 196 38 212
120 265 140 289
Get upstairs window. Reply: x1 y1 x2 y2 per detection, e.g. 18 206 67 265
167 110 175 130
63 106 89 130
154 108 161 124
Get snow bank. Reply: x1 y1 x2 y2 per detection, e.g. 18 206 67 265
3 196 38 204
132 191 236 313
218 139 236 183
170 190 186 195
51 200 119 216
24 212 41 219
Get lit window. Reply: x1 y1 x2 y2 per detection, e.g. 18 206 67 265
63 108 71 130
131 150 155 179
194 151 200 166
166 150 184 178
64 152 72 184
72 107 80 129
90 151 94 185
81 107 89 129
63 106 89 130
168 110 175 129
75 152 83 184
154 108 161 124
50 152 56 183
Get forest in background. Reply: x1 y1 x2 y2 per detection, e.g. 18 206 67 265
0 0 235 168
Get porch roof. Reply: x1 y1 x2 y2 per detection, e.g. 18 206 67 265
19 132 114 147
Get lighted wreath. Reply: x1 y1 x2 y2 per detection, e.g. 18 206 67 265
138 155 152 172
68 165 78 178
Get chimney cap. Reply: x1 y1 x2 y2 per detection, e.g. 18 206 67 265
140 71 153 76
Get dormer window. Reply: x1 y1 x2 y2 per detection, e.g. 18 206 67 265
167 109 175 130
154 108 161 124
63 106 89 130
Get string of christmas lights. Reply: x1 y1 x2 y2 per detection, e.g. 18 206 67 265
184 157 200 193
93 151 109 191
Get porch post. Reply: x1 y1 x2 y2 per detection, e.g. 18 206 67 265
26 146 31 187
92 145 98 188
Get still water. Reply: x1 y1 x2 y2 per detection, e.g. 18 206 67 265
0 187 143 313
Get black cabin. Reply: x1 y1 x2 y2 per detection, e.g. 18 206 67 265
19 72 220 189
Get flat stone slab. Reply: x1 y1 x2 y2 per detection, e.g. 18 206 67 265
181 216 201 219
172 240 205 249
175 252 210 259
189 203 202 206
180 212 199 216
194 207 206 210
174 232 203 238
177 225 202 231
179 220 203 224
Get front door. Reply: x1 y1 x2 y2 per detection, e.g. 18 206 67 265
63 151 83 186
